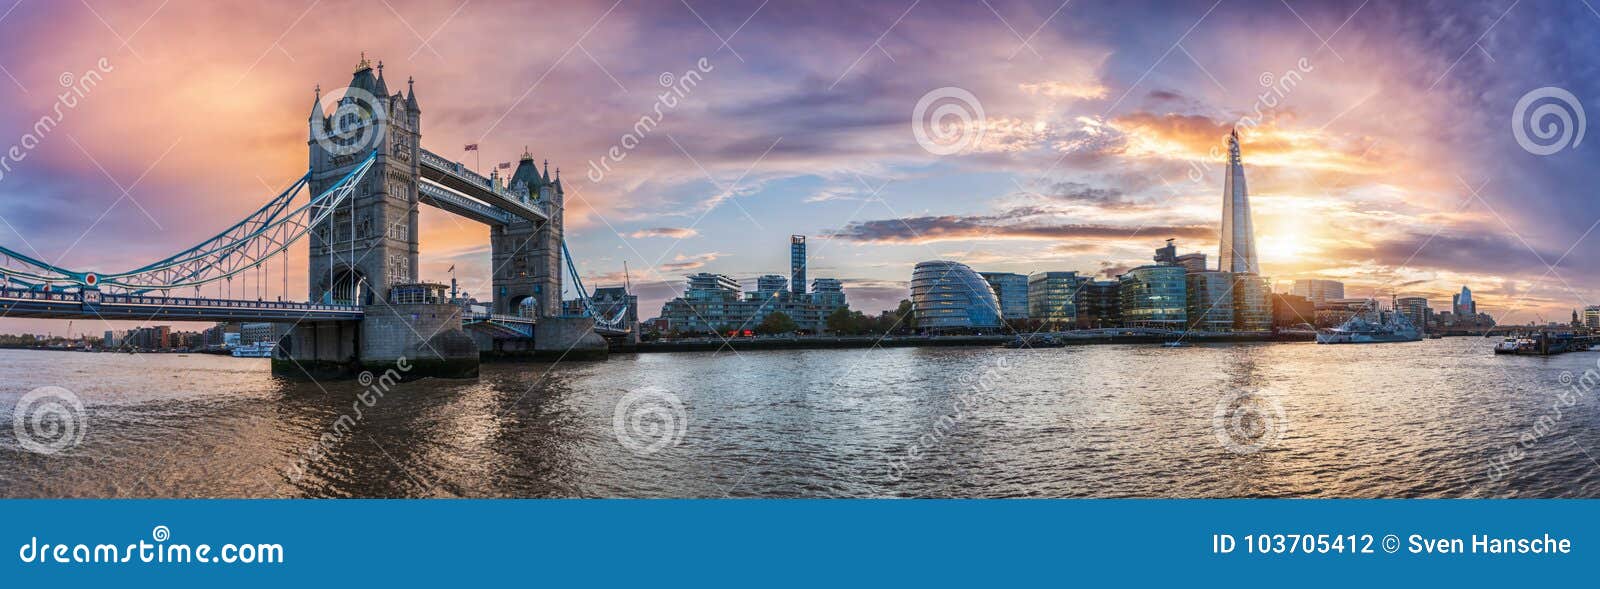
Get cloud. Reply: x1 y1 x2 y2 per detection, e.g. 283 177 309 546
659 252 721 271
826 213 1211 245
1019 81 1108 100
628 227 699 239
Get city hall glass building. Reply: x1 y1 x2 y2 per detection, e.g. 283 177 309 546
911 261 1002 332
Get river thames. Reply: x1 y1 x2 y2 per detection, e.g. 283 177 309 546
1 338 1598 498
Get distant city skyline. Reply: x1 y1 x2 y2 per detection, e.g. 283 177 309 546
1 0 1596 334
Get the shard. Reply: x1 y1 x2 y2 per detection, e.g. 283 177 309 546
1219 128 1260 274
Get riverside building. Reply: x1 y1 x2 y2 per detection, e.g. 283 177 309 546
911 260 1001 332
1119 265 1187 329
980 272 1030 320
1026 271 1085 329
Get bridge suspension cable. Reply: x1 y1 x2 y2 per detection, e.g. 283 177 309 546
0 151 377 294
560 240 629 331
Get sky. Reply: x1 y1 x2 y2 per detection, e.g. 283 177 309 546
0 0 1597 335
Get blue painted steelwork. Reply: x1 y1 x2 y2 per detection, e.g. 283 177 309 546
0 151 378 293
559 240 630 332
0 286 362 322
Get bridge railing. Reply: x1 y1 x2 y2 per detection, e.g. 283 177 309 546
418 150 534 205
1 286 358 312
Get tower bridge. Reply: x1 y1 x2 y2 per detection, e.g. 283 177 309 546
0 56 633 379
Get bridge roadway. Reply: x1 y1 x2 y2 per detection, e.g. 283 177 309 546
418 148 547 224
0 286 362 322
1 287 627 337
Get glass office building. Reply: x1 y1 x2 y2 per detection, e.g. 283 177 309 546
1185 271 1235 332
1075 280 1121 328
1119 265 1187 329
1232 273 1272 332
1027 271 1086 329
979 272 1030 320
911 260 1002 332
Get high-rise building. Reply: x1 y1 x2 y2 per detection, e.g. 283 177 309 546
1075 280 1121 329
790 235 807 295
1026 271 1085 328
911 260 1001 332
1395 297 1430 333
686 272 741 298
810 278 845 307
1175 253 1207 273
1583 305 1600 329
1154 239 1177 264
656 238 848 335
1219 129 1260 275
1291 279 1345 304
755 274 789 295
1185 271 1235 332
1119 265 1187 329
979 272 1030 320
1155 239 1207 273
1452 286 1476 316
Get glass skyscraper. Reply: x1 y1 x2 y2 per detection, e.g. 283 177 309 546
790 235 807 295
1219 128 1260 275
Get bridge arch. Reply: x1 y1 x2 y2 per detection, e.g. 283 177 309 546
327 266 373 306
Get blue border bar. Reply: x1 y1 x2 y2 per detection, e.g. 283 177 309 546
2 499 1593 586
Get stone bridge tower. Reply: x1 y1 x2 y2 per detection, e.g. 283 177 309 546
492 152 564 317
307 56 421 305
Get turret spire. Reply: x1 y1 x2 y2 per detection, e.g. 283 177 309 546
405 76 420 113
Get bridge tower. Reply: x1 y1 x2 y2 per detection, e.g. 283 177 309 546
277 56 477 380
492 152 564 317
306 57 420 304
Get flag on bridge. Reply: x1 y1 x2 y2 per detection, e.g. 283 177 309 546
497 162 511 169
463 144 478 151
447 264 455 273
